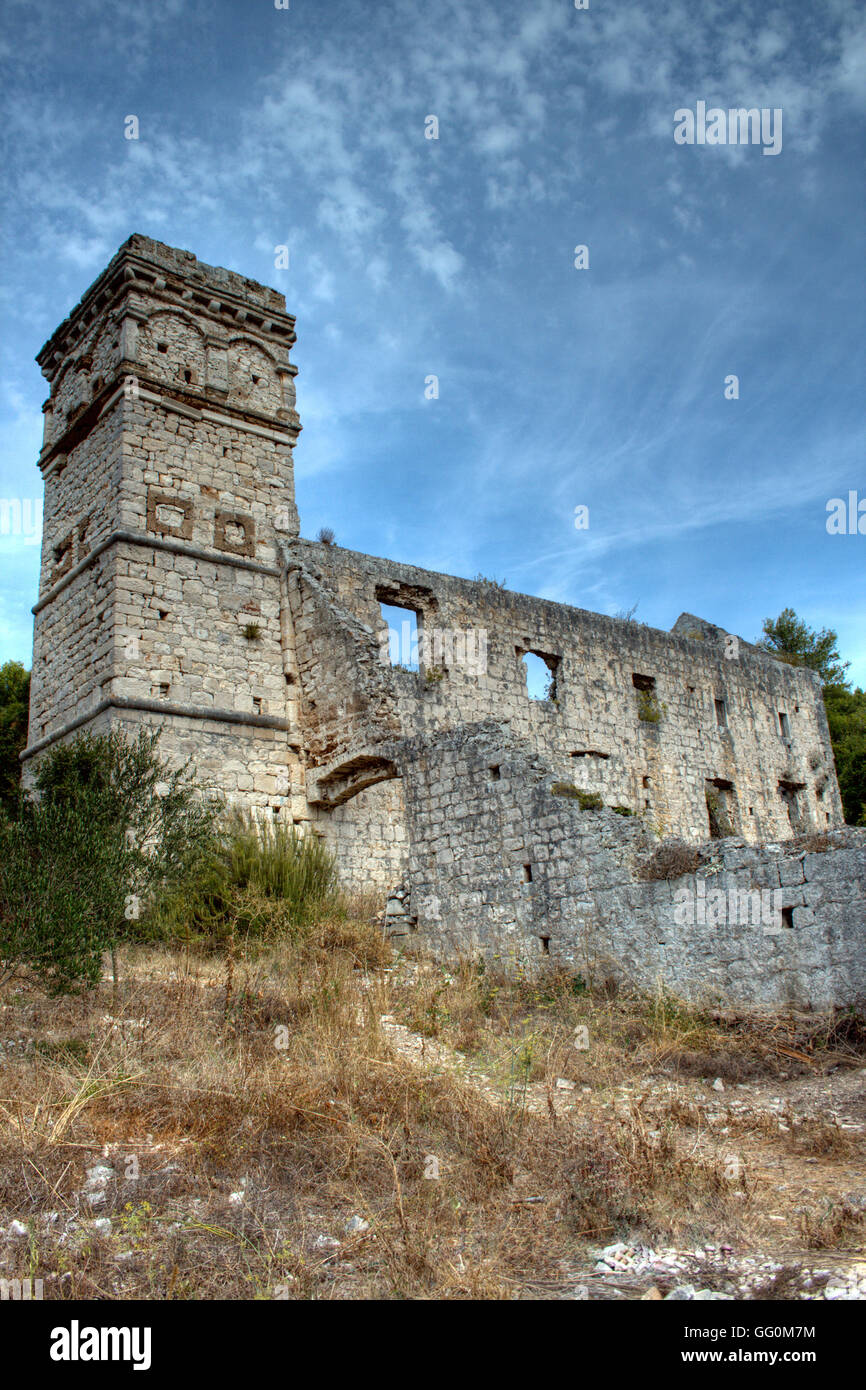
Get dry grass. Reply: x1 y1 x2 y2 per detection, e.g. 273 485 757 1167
0 925 863 1300
388 960 863 1090
748 1265 818 1299
637 841 703 881
799 1201 866 1251
661 1096 860 1161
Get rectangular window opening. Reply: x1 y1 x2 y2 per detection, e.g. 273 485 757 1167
520 648 560 701
715 697 727 727
779 711 790 739
778 779 806 831
539 935 550 955
706 777 737 839
632 673 655 692
489 764 501 781
380 601 421 671
781 906 794 930
523 863 533 883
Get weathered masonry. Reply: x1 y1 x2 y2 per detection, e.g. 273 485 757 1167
26 236 305 821
23 236 864 1009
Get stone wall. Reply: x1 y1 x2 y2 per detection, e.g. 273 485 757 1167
286 539 843 845
314 778 409 893
391 721 866 1010
285 556 401 768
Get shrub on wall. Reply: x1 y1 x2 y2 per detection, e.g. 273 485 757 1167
637 691 663 723
638 840 703 881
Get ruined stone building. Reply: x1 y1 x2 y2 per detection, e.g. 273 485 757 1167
23 236 865 1009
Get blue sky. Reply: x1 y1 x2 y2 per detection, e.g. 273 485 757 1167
1 0 864 682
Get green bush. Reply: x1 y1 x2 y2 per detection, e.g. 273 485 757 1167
0 796 131 993
226 811 337 911
824 684 866 826
153 810 339 945
0 727 220 993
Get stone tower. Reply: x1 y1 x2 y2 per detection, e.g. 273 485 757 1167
24 235 307 818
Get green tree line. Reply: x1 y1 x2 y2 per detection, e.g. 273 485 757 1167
756 609 866 826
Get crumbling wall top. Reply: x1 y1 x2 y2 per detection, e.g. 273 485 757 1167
36 234 294 375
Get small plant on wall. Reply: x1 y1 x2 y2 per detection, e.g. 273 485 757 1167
242 622 262 641
637 691 664 723
550 783 603 809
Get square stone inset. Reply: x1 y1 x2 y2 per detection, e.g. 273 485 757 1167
214 510 256 558
147 488 194 541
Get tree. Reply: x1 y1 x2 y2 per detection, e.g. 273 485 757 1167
0 796 131 994
0 662 30 814
757 610 864 826
823 685 866 827
756 608 851 686
0 727 221 994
